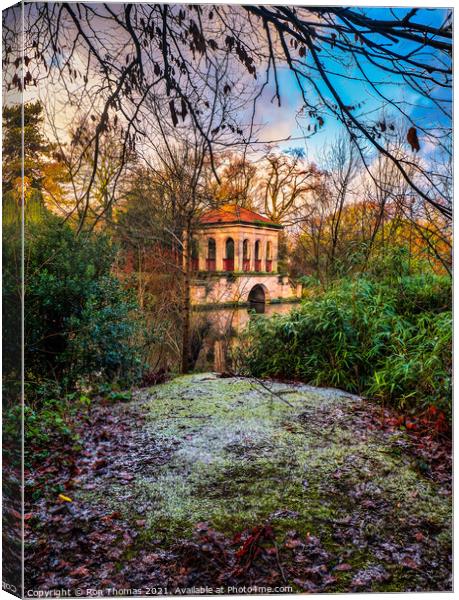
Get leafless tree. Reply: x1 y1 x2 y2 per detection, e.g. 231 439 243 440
321 135 359 273
204 152 257 208
46 114 138 226
291 175 330 282
119 128 215 373
360 127 452 275
255 148 319 224
112 54 243 373
6 3 451 224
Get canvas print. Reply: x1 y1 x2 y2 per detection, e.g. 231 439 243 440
2 2 452 597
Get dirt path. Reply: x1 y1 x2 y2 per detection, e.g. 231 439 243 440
26 373 451 594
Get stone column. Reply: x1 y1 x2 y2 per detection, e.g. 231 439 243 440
261 239 267 272
246 239 251 271
198 236 206 271
235 235 243 272
273 234 279 273
216 233 224 271
253 235 258 271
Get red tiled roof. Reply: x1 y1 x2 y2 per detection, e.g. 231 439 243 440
200 204 280 227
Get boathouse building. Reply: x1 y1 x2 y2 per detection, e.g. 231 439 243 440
190 205 301 306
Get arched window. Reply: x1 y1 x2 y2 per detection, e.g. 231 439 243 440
266 241 272 272
224 238 235 271
243 239 250 271
191 239 199 271
248 284 267 314
207 238 216 271
254 240 261 272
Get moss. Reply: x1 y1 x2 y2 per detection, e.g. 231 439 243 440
76 373 451 591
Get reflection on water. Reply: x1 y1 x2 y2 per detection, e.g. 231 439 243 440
192 302 298 371
248 300 265 314
195 301 295 336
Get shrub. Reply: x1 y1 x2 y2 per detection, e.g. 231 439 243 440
19 212 147 403
237 271 451 419
368 311 452 414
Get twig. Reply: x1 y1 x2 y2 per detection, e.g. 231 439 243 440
274 541 287 583
249 377 296 409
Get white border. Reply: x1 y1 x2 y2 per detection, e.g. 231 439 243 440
0 2 454 600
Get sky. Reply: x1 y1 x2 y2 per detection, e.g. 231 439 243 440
16 3 452 171
247 6 451 163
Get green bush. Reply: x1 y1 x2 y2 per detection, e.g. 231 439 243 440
237 267 451 418
368 311 452 414
17 212 147 403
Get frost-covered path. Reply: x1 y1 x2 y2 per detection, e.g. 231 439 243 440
28 374 451 594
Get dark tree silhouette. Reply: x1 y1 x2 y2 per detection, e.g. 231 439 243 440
4 3 452 225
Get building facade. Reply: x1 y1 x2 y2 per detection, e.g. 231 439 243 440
190 205 301 306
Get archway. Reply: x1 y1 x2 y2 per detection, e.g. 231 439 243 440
207 238 216 271
191 238 199 271
254 240 261 272
224 237 235 271
248 284 267 314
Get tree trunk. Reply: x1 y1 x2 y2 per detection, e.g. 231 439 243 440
328 186 347 279
181 226 192 374
137 247 144 309
213 340 226 373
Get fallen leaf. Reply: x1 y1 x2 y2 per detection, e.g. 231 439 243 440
402 557 420 570
285 538 302 549
101 511 121 521
70 566 90 577
335 563 353 571
58 494 72 503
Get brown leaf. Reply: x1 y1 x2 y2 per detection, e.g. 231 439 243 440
402 557 420 570
169 100 178 127
285 538 302 549
70 566 90 577
335 563 353 571
407 127 420 152
101 511 122 521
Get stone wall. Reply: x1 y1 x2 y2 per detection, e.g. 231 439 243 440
191 273 300 306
